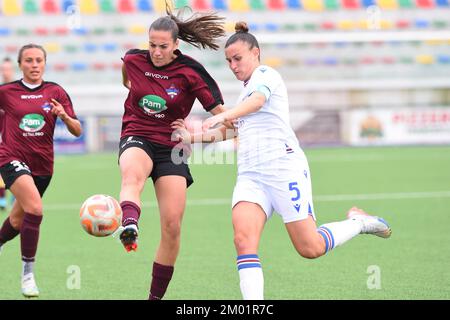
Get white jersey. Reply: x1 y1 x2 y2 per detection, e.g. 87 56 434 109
236 65 301 174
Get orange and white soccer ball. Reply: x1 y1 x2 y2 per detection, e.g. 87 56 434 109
79 194 122 237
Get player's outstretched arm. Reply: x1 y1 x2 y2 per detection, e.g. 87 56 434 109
50 98 82 137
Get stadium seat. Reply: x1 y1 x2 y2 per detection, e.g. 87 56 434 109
321 21 336 30
376 0 397 9
398 0 414 7
92 27 107 35
83 43 97 53
0 27 12 36
437 54 450 64
248 23 260 31
302 0 324 11
92 62 107 70
63 44 78 53
34 27 50 35
268 0 286 10
416 54 434 65
79 0 99 14
176 0 191 9
324 0 339 9
42 0 59 14
436 0 449 7
360 56 376 64
118 0 134 13
396 19 410 29
337 20 356 30
73 26 89 35
103 43 118 52
416 0 434 8
361 0 376 7
44 43 61 53
137 0 152 11
381 56 395 64
154 0 173 12
54 26 69 35
229 0 250 11
2 0 22 15
342 0 360 9
71 62 88 71
16 28 31 36
415 19 430 29
53 63 68 71
112 26 127 34
62 0 75 12
265 22 280 32
286 0 302 9
323 57 338 66
129 24 147 34
23 0 39 14
111 62 123 70
99 0 115 13
249 0 266 10
399 56 414 64
303 22 317 31
212 0 227 10
433 20 448 29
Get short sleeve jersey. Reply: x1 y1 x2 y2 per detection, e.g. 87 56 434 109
121 49 224 147
0 80 77 175
235 65 301 173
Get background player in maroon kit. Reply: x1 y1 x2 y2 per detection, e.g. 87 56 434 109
117 6 227 300
0 44 82 298
0 57 14 211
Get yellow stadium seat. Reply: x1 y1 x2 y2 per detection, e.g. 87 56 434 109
263 57 283 68
376 0 398 10
301 0 324 11
380 20 394 29
224 21 236 33
229 0 250 11
416 54 434 65
153 0 174 12
44 43 61 54
79 0 99 14
424 39 446 46
139 42 149 50
2 0 22 16
337 20 356 30
129 25 147 34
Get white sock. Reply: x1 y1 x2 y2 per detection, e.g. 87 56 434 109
317 219 362 253
237 254 264 300
22 261 34 276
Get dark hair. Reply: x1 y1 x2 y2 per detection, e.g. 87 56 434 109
3 57 12 63
225 21 260 52
17 44 47 64
149 3 225 50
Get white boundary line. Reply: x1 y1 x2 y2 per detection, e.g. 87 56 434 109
44 191 450 211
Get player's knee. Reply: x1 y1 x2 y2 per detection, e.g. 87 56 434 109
23 203 43 216
161 219 182 241
233 232 255 253
295 244 324 259
121 174 145 190
9 215 23 230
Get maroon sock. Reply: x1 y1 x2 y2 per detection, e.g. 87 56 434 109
0 216 20 244
0 188 5 198
120 201 141 227
20 213 43 262
149 262 174 300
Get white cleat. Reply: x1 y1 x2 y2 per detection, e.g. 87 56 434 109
347 207 392 238
21 273 39 298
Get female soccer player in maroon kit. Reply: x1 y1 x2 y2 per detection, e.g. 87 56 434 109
0 44 82 297
116 7 227 300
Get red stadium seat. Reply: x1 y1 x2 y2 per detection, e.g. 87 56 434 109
34 27 49 36
192 0 210 10
54 26 69 35
111 62 123 70
53 63 68 71
118 0 134 13
341 0 360 9
416 0 434 8
396 19 411 29
267 0 286 10
92 62 107 70
321 21 335 30
42 0 59 14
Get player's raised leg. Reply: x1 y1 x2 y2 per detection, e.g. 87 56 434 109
0 200 26 253
233 201 266 300
118 147 153 252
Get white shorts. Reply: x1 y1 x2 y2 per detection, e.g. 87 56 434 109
232 155 316 223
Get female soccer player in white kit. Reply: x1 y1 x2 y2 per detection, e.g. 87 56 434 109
201 22 392 300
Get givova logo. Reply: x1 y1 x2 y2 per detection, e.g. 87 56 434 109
19 114 45 132
138 95 167 115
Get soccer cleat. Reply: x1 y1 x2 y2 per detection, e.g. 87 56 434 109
347 207 392 238
21 273 39 298
119 224 138 252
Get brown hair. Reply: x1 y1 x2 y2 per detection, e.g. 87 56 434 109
150 2 225 50
17 43 47 64
225 21 260 52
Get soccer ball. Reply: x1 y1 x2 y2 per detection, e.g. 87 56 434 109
79 194 122 237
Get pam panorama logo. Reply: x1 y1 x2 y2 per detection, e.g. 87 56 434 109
19 114 45 132
138 95 167 115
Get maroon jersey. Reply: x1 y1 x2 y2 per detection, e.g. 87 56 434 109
0 80 77 175
121 49 223 147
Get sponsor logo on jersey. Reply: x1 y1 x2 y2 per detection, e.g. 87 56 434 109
144 72 169 80
41 102 51 113
165 84 179 99
260 67 267 73
21 94 44 100
138 95 167 115
19 114 45 132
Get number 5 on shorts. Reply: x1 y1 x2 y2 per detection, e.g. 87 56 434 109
289 182 300 201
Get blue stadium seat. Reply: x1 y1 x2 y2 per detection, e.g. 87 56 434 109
436 0 449 6
361 0 376 7
0 27 12 36
62 0 75 12
73 26 89 35
212 0 227 10
71 62 88 71
286 0 302 9
414 19 430 29
437 54 450 64
248 23 260 31
84 43 97 52
137 0 152 11
103 43 118 52
323 57 338 66
265 23 280 32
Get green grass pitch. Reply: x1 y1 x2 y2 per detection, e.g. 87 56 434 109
0 145 449 299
